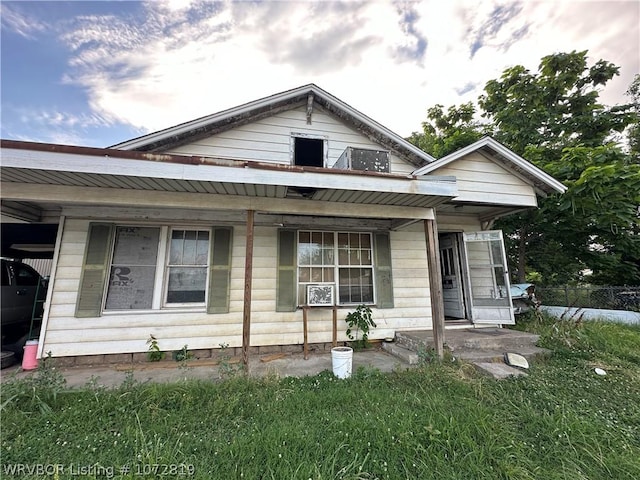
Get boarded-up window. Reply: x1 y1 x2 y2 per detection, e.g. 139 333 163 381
105 227 160 310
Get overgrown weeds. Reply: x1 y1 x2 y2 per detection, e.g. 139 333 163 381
2 319 639 479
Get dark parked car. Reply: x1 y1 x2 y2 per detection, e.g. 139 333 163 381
1 259 47 362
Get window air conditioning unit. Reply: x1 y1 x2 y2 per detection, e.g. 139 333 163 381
334 147 390 173
306 284 335 307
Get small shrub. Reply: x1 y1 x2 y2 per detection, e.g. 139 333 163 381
172 344 193 363
345 304 376 349
146 334 165 362
218 343 243 379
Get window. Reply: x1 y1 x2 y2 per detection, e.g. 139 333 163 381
104 226 210 310
293 136 325 167
76 223 233 317
297 231 374 306
166 229 209 304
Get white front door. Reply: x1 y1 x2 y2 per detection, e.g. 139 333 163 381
462 230 515 325
439 233 465 319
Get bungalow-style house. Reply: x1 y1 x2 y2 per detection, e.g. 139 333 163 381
0 84 566 365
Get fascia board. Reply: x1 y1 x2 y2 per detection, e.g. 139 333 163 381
111 84 314 149
1 147 456 199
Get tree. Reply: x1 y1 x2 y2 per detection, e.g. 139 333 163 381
407 102 485 158
626 74 640 157
409 51 640 285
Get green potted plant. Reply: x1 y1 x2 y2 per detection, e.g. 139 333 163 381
331 304 376 379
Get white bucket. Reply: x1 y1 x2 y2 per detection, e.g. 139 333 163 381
331 346 353 379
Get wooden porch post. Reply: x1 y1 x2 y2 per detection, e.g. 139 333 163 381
425 218 445 359
242 210 255 371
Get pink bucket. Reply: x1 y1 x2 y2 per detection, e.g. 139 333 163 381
22 340 39 370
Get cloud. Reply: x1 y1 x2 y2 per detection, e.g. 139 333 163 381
0 2 49 39
7 0 637 144
469 2 526 58
393 2 428 63
1 104 119 146
53 0 443 134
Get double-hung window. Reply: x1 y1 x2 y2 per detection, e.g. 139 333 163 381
76 223 233 317
297 231 374 306
166 229 210 304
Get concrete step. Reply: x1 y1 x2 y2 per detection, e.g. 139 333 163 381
472 362 528 379
395 328 542 353
448 345 550 364
447 329 541 351
394 331 432 352
381 341 419 365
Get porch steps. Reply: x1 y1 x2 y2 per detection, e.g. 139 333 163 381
381 341 419 365
390 328 550 379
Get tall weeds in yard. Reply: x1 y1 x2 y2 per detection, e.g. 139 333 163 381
1 320 639 479
1 353 67 414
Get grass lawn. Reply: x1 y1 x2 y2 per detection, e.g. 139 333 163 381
2 313 639 479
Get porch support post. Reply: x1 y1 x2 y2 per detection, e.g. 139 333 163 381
424 217 445 359
242 210 255 371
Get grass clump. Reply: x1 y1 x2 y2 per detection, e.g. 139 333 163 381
2 318 639 479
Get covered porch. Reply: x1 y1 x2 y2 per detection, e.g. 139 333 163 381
1 140 458 365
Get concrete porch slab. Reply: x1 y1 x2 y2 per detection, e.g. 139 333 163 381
0 349 413 389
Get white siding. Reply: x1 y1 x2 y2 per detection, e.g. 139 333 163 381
430 152 538 207
164 105 416 175
42 219 434 357
436 215 482 233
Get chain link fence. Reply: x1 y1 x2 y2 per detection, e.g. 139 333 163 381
536 286 640 312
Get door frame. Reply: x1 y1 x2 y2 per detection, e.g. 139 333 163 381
438 232 468 321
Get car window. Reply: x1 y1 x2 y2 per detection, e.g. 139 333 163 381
13 264 40 286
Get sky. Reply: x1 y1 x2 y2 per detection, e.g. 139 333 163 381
1 0 638 148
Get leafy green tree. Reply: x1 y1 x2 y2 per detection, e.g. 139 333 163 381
626 74 640 157
409 51 640 285
407 102 485 158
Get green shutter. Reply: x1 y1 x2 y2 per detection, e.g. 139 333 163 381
208 227 233 314
276 229 297 312
75 223 114 318
374 232 394 309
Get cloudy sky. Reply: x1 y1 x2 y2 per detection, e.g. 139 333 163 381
1 0 638 147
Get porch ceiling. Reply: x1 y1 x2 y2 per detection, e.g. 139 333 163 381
436 201 529 224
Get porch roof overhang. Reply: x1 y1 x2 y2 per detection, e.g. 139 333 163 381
0 140 457 222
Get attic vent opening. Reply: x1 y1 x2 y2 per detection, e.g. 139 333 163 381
294 137 324 167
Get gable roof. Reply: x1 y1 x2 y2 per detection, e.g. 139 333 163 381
413 136 567 196
111 84 435 168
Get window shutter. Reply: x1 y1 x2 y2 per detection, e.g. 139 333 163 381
374 232 394 308
208 227 233 314
75 223 114 318
276 229 297 312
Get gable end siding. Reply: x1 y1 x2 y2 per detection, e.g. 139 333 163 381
163 105 417 175
430 152 538 206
